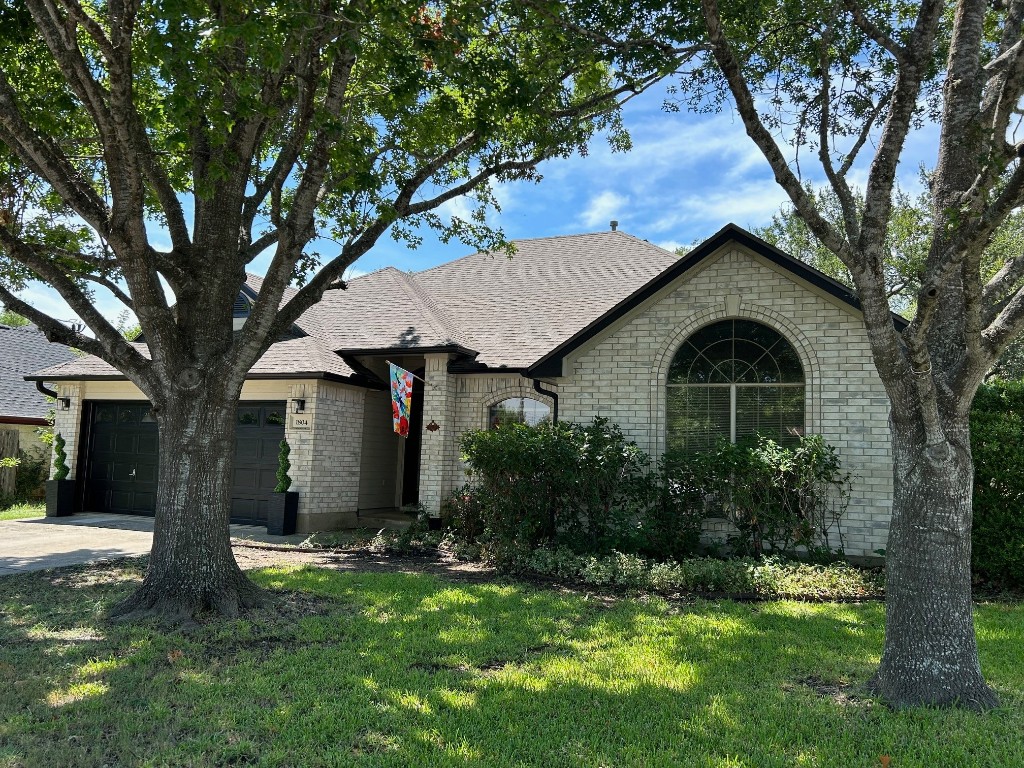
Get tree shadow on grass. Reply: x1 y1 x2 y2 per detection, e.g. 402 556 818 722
0 565 1022 767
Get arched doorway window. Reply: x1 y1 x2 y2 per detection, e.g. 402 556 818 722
667 319 805 452
488 397 550 429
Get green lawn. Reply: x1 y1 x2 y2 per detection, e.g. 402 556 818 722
1 563 1022 767
0 501 44 521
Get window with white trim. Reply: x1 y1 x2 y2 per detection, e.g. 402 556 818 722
488 397 550 429
667 319 805 452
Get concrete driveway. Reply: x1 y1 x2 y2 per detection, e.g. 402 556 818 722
0 513 307 576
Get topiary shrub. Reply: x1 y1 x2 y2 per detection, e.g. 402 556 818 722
52 433 69 481
274 439 292 493
971 381 1024 587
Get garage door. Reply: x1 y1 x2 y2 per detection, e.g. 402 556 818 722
82 401 287 524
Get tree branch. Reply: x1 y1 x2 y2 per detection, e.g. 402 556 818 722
0 74 112 237
842 0 908 63
0 223 149 372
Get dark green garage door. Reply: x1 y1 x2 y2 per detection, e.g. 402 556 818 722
83 401 286 524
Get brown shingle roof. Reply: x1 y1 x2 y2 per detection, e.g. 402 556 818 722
27 230 683 382
415 231 679 367
299 266 473 353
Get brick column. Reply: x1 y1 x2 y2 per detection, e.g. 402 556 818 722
417 353 456 516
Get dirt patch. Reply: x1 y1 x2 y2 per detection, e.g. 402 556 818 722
232 543 497 585
787 675 870 707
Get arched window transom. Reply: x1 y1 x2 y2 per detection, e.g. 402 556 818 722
667 319 805 452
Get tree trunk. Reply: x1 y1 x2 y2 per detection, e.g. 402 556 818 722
109 391 266 622
868 411 998 710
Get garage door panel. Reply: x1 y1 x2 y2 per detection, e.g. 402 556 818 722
85 400 286 526
136 464 158 483
108 489 132 512
235 437 261 461
234 467 258 487
113 433 137 453
133 491 155 513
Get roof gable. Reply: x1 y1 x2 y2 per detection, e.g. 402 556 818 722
528 223 907 377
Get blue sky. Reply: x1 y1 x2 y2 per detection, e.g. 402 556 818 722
14 81 940 326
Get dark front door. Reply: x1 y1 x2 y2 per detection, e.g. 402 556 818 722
83 400 286 524
84 402 160 515
401 368 425 506
230 402 287 525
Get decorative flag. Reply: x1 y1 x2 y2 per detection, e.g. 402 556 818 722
389 363 414 437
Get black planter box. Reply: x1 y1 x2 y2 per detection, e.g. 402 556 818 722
267 491 298 536
45 479 76 517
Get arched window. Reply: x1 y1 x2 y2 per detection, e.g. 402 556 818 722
667 319 804 452
488 397 550 429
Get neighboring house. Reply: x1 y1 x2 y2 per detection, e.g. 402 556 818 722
27 224 896 557
1 322 77 458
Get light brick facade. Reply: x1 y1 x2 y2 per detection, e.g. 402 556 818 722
553 246 892 557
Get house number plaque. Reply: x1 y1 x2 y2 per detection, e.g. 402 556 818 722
291 415 312 430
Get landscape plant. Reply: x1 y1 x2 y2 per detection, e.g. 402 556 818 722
273 440 292 494
970 380 1024 587
52 432 69 482
454 418 848 564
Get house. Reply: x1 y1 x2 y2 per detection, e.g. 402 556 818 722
1 322 77 458
26 224 895 557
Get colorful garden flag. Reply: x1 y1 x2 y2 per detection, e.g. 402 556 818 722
389 363 414 437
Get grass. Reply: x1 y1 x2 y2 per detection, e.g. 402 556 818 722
0 501 44 521
1 562 1023 767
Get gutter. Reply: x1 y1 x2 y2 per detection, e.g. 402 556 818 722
532 379 559 423
35 380 59 398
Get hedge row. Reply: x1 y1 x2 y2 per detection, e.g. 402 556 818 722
971 380 1024 587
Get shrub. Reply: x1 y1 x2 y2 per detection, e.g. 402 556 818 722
663 435 850 557
52 433 69 482
274 440 292 493
971 381 1024 587
522 547 883 600
453 418 848 563
458 418 653 559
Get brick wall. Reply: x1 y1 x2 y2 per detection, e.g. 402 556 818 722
50 383 82 479
557 246 893 557
288 380 365 532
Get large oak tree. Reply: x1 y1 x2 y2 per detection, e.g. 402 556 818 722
0 0 661 621
575 0 1024 707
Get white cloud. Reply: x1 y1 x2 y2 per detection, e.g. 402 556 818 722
649 180 791 234
655 239 686 253
437 195 475 223
579 190 629 229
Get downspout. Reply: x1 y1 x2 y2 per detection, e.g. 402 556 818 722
532 379 558 423
35 380 59 399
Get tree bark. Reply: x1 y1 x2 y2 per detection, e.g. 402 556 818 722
109 389 266 623
868 408 999 710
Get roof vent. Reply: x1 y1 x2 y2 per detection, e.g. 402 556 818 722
233 293 251 317
610 220 618 232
